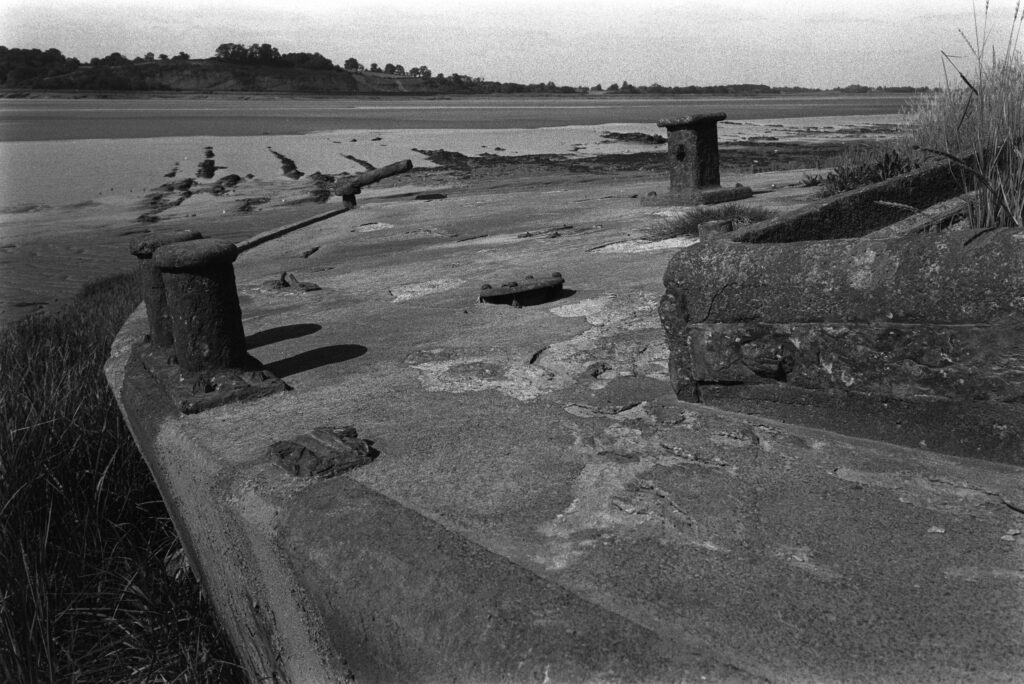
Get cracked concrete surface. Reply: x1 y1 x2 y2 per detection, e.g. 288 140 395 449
108 168 1024 682
406 293 669 401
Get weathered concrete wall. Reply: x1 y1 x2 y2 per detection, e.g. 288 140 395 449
662 228 1024 325
105 310 346 683
660 228 1024 462
732 162 963 243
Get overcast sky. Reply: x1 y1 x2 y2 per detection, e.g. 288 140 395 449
3 0 1022 89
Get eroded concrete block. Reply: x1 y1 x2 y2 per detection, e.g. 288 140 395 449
660 228 1024 462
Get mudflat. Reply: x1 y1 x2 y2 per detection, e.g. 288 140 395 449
0 99 906 328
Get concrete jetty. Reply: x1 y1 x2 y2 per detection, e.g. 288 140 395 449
106 167 1024 682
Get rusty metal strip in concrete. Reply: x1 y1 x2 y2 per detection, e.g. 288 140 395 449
236 207 350 254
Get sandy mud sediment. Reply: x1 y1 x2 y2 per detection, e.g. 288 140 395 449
0 117 902 327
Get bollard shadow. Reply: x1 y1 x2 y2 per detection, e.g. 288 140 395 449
246 323 322 350
264 344 367 378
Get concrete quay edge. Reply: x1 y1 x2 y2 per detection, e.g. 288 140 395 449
106 309 757 683
106 175 1024 682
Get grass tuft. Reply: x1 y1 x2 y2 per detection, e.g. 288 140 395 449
646 203 776 241
811 145 921 197
904 1 1024 229
0 270 243 682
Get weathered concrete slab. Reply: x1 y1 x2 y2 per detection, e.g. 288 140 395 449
663 228 1024 326
661 226 1024 462
107 174 1024 682
282 475 749 683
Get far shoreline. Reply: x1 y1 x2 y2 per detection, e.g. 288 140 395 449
0 89 922 100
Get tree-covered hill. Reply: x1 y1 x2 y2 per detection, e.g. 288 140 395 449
0 44 935 96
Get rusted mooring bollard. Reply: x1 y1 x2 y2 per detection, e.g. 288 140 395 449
643 112 752 206
130 230 202 348
333 159 413 209
152 238 248 374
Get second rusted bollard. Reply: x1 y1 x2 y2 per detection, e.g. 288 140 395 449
153 238 248 374
129 230 202 347
642 112 752 206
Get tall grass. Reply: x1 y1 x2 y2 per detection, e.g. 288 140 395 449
0 272 243 682
905 1 1024 229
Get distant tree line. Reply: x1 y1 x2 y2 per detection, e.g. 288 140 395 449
351 59 433 79
91 51 192 66
0 43 938 94
0 46 191 88
0 47 80 86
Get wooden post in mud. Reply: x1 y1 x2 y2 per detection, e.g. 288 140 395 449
332 159 413 208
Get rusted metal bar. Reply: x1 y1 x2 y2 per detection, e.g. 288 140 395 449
333 159 413 208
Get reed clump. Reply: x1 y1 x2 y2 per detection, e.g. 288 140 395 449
812 144 922 197
0 271 243 682
905 1 1024 229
